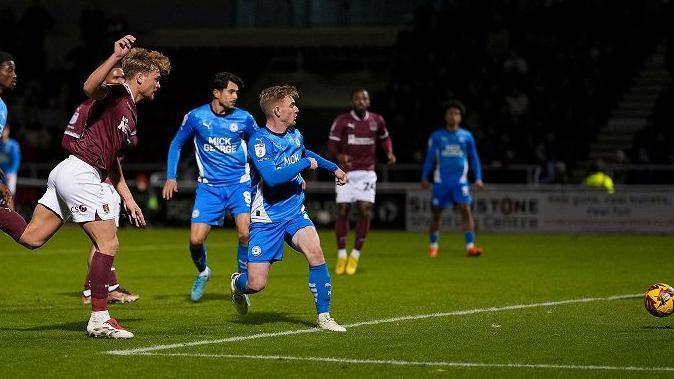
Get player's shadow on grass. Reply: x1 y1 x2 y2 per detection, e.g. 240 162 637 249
641 325 674 330
0 318 144 332
229 312 315 328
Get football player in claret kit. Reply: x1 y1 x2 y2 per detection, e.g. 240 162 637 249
63 63 140 305
230 85 348 332
421 100 484 258
0 35 170 338
162 72 258 302
328 88 395 275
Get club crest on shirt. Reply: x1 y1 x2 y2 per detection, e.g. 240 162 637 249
229 123 239 132
369 121 377 131
294 137 301 147
102 204 110 213
117 116 130 136
255 143 266 158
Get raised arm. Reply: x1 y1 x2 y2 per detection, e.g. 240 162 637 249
83 35 135 100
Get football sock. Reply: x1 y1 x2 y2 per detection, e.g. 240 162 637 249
335 214 348 250
354 215 370 250
308 263 331 314
0 207 27 242
90 252 114 312
91 310 111 323
350 249 360 260
108 267 119 292
337 249 347 258
190 243 208 273
198 266 211 278
465 231 475 249
237 243 248 274
430 231 439 248
234 272 248 294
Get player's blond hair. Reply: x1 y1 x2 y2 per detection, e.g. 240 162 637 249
259 85 299 116
121 47 171 79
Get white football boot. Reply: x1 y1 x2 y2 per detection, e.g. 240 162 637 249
317 313 346 332
87 318 134 339
230 273 250 315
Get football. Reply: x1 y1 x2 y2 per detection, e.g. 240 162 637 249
644 283 674 317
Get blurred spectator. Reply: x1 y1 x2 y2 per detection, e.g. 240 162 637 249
133 174 159 226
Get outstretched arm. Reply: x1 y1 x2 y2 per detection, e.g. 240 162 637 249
163 113 195 200
83 35 135 99
249 137 313 187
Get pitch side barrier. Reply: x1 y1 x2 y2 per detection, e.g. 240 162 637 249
299 183 674 234
13 179 674 233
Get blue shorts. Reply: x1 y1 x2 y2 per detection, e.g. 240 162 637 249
191 182 251 225
247 213 314 263
431 182 471 208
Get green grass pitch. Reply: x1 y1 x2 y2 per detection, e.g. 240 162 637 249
1 227 673 378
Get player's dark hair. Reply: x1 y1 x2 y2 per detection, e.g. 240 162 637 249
443 99 466 117
0 51 14 65
211 72 244 92
351 87 368 99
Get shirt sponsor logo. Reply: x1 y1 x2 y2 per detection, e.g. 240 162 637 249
71 204 88 213
283 153 300 165
347 134 375 145
255 143 266 158
441 144 464 157
251 245 262 256
205 137 237 153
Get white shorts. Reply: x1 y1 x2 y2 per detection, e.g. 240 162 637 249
102 182 122 227
336 170 377 204
38 156 118 224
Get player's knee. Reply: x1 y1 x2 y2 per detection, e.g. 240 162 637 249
99 236 119 254
20 236 45 250
190 235 206 246
237 230 249 246
247 277 267 293
337 205 350 218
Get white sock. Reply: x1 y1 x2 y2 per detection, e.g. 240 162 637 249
91 310 111 323
466 242 475 249
318 312 331 320
199 266 211 277
337 249 347 258
430 242 439 249
350 249 360 259
82 289 91 297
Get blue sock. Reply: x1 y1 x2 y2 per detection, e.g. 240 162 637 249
237 243 248 274
190 243 208 273
235 272 248 294
430 231 439 245
308 263 331 314
464 231 475 247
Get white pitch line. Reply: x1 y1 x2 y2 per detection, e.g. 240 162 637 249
106 293 640 356
132 353 674 372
